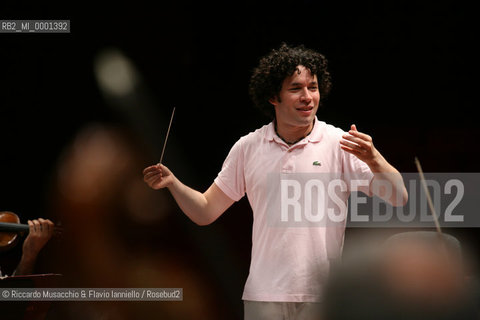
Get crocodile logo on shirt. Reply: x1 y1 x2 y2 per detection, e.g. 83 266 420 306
312 161 321 166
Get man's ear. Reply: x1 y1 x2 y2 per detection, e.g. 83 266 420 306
269 96 279 107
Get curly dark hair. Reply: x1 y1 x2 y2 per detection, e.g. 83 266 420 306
249 43 332 118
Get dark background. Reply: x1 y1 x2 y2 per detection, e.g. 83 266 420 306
1 1 478 319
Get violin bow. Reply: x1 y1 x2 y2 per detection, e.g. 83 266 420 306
414 157 443 235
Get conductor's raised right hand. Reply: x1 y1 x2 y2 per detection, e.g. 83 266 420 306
143 163 174 189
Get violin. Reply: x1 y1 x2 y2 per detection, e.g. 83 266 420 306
0 211 60 252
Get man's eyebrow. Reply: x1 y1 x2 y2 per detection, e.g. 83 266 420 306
289 81 318 86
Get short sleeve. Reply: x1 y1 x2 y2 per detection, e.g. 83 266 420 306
214 138 246 202
343 151 374 196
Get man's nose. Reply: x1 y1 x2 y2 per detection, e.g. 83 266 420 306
300 88 312 102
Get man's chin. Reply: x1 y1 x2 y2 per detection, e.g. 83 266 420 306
295 115 315 126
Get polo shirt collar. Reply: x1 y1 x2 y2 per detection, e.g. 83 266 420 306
265 116 323 146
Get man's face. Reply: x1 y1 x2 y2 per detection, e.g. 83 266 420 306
270 65 320 127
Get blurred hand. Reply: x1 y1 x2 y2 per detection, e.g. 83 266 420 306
143 163 174 190
22 218 55 259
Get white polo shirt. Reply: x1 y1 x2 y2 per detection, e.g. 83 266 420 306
214 117 374 302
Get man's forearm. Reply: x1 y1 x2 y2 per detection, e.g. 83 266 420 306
167 176 213 225
15 254 37 276
368 154 408 207
144 164 234 225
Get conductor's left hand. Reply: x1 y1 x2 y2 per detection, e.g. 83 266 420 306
340 124 381 167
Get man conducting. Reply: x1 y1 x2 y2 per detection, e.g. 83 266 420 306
143 43 408 319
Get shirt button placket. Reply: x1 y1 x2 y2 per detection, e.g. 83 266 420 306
282 148 295 173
